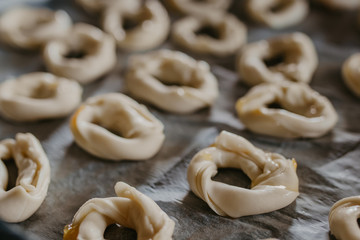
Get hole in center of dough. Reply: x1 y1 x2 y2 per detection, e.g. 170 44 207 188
123 17 141 31
270 1 292 13
30 82 57 99
267 102 283 109
4 159 18 191
104 223 137 239
264 53 286 68
195 25 221 40
153 61 203 88
266 99 322 118
212 168 251 189
65 50 88 59
357 218 360 228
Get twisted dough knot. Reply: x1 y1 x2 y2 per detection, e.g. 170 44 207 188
237 32 318 86
0 133 50 223
187 131 299 218
246 0 309 29
126 49 218 114
43 23 116 84
172 12 247 56
166 0 232 17
0 72 82 122
342 53 360 97
329 196 360 240
64 182 175 240
70 93 165 161
236 82 338 138
102 0 170 51
0 7 71 50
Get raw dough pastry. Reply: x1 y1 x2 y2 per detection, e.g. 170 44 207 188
236 82 338 138
187 131 299 218
172 13 247 56
0 133 51 223
63 181 175 240
237 32 318 86
126 49 218 114
166 0 232 17
70 93 165 161
247 0 309 29
102 0 170 51
0 72 82 122
329 196 360 240
342 53 360 97
0 7 72 50
315 0 360 10
43 23 116 84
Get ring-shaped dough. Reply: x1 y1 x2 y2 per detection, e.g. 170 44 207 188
235 82 338 138
0 72 82 122
172 13 247 56
70 93 165 161
237 32 318 86
315 0 360 10
342 53 360 97
166 0 232 17
329 196 360 240
102 0 170 51
187 131 299 218
0 133 50 223
246 0 309 29
0 7 72 50
125 49 219 114
63 182 175 240
43 23 116 84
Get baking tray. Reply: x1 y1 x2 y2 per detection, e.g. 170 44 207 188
1 0 360 239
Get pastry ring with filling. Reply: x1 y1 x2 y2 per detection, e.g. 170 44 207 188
102 0 170 51
342 53 360 97
126 49 219 114
187 131 299 218
43 23 116 84
166 0 232 17
246 0 309 29
63 182 175 240
329 196 360 240
235 82 338 138
0 7 72 50
0 72 82 122
0 133 51 223
70 93 165 161
172 13 247 56
237 32 318 86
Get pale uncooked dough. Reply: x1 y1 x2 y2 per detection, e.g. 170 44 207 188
43 23 116 84
237 32 318 86
0 72 82 122
329 196 360 240
247 0 309 29
70 93 165 161
0 7 71 50
63 181 175 240
187 131 299 218
342 53 360 97
102 0 170 51
172 13 247 56
126 49 219 114
235 82 338 138
0 133 51 223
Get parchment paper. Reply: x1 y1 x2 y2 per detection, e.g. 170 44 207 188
1 0 360 239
